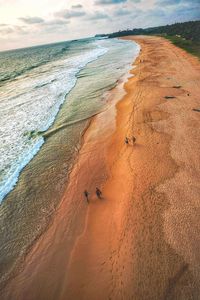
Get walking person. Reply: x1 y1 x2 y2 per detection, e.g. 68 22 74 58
125 137 129 145
132 136 136 145
96 187 102 199
84 190 89 203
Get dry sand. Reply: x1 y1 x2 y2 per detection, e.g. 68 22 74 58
1 36 200 300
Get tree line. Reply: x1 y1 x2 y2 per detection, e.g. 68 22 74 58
96 21 200 42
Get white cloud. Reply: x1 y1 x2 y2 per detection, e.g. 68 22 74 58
19 17 44 24
0 0 199 51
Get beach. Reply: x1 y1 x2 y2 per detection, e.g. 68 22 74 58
1 35 200 299
0 37 139 290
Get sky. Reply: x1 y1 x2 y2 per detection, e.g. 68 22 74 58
0 0 199 51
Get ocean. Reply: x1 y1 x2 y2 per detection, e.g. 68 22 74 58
0 37 139 288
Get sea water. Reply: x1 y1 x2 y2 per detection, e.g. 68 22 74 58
0 37 140 288
0 38 139 202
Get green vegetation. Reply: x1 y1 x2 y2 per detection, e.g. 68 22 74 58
96 21 200 58
160 34 200 58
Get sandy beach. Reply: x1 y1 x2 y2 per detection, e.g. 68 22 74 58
1 36 200 300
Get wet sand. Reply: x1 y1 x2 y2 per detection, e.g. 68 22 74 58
1 36 200 299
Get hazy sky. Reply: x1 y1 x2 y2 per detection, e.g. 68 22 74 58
0 0 199 51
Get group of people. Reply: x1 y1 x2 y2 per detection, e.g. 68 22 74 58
84 187 102 203
125 136 136 145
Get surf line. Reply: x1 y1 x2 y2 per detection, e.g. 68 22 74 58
26 110 107 141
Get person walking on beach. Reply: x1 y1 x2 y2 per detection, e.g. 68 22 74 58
84 190 89 203
125 137 129 145
96 187 102 199
132 136 136 145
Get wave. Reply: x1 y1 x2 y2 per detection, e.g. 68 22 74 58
0 63 48 85
43 110 105 139
0 42 72 84
0 42 108 202
0 138 44 202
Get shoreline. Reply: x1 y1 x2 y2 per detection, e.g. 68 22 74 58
1 63 132 299
0 44 137 294
0 38 139 292
2 36 200 299
0 43 108 203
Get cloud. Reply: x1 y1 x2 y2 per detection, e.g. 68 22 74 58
19 16 44 24
71 4 83 9
0 24 27 36
0 27 14 35
43 19 69 26
154 0 200 24
95 0 141 4
55 6 86 19
86 11 110 20
39 19 69 34
156 0 181 5
156 0 200 5
95 0 127 5
113 8 131 16
0 0 199 51
172 5 200 21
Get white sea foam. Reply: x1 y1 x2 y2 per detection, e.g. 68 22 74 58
0 42 108 202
